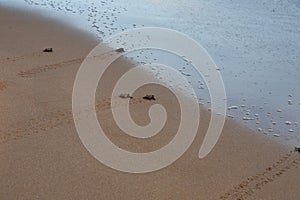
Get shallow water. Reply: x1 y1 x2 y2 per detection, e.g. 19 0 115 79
3 0 300 146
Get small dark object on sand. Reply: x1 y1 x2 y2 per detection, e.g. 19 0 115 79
115 48 125 53
43 48 53 52
119 93 133 99
143 95 156 101
295 147 300 152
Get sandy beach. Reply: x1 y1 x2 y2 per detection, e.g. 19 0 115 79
1 5 300 200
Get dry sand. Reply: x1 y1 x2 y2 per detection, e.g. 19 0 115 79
0 6 300 200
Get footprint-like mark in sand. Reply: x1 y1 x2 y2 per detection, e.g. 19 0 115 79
220 151 300 200
0 97 148 145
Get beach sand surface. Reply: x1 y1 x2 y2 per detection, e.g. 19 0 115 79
0 6 300 200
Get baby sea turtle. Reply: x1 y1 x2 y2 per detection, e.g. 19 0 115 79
143 95 156 101
43 48 53 52
295 147 300 152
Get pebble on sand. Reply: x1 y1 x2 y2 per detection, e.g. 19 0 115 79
115 47 125 53
285 121 292 125
268 128 274 132
227 106 238 110
273 134 280 137
243 117 255 120
288 129 294 133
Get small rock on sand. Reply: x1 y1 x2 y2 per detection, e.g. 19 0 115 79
285 121 292 125
243 117 255 120
115 48 125 53
228 106 238 110
258 128 263 132
268 128 274 132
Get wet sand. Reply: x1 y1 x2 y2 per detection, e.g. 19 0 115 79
1 6 300 200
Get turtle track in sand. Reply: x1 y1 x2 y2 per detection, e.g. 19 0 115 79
220 151 300 199
17 57 83 78
0 97 148 145
0 51 43 64
0 50 116 78
16 51 116 78
0 50 146 144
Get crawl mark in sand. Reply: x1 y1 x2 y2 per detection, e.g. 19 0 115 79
17 51 114 78
17 57 83 78
0 97 148 145
0 51 43 64
0 80 9 91
220 151 300 199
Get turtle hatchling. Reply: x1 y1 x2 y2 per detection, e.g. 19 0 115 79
143 95 156 101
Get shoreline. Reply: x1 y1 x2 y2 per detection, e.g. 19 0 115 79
1 6 300 199
3 0 300 147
